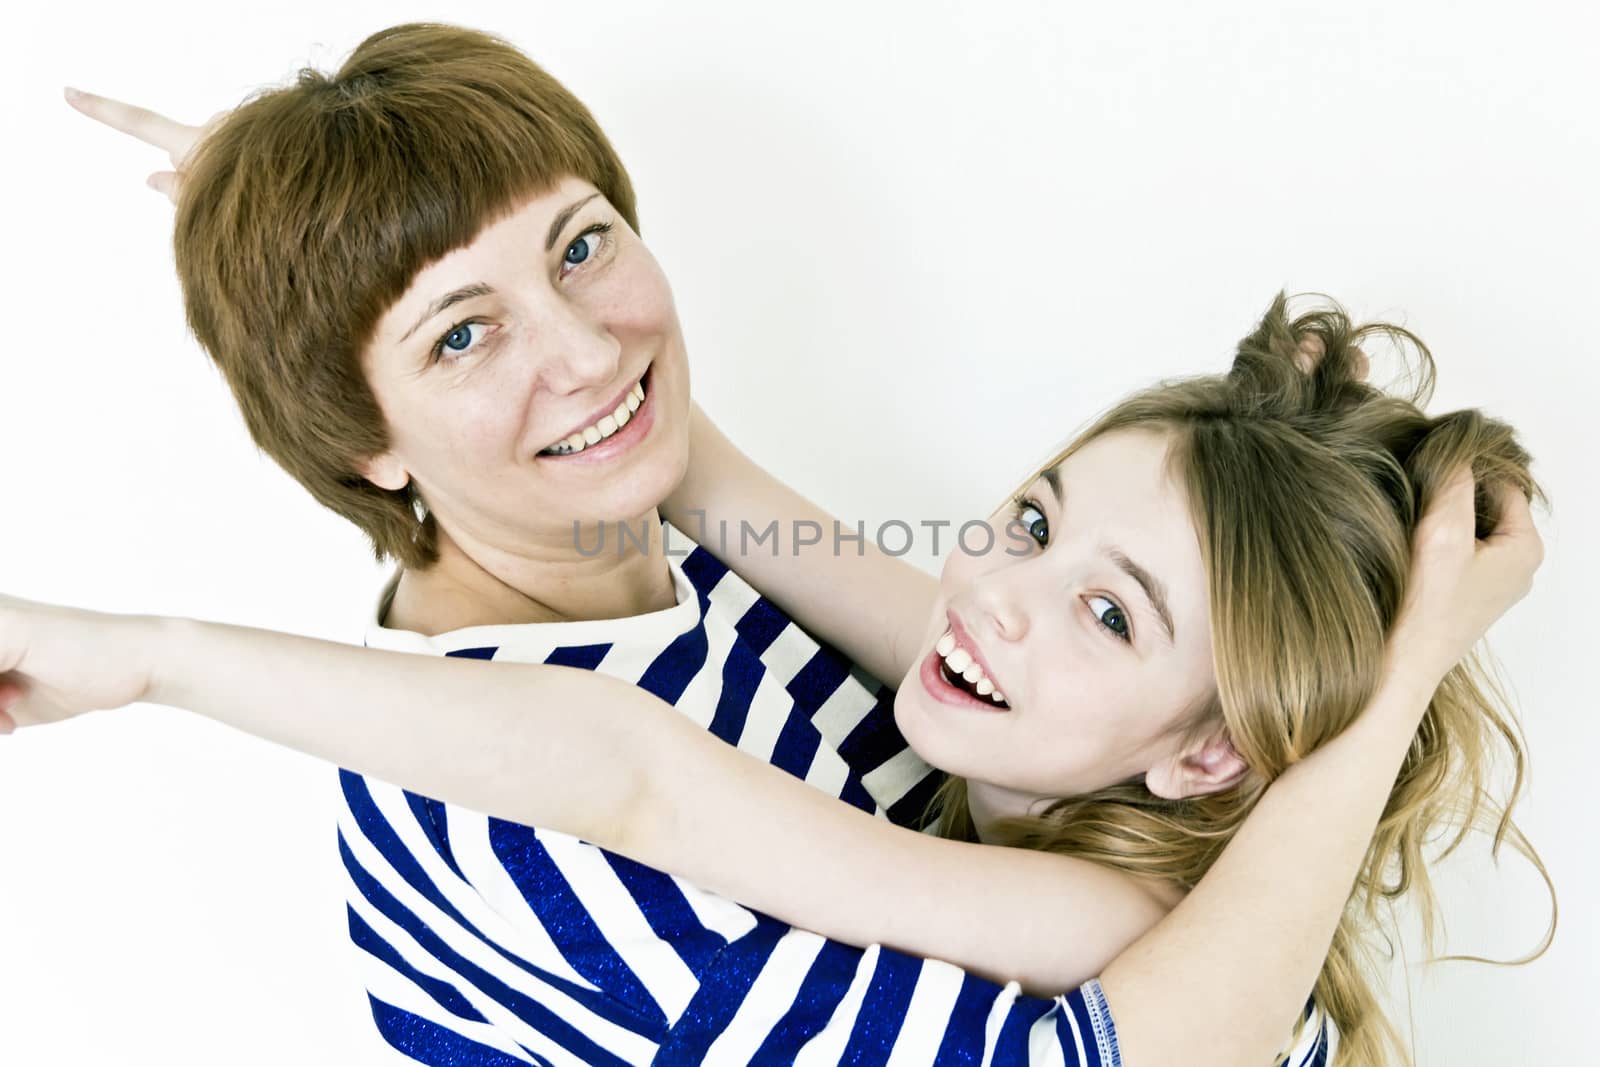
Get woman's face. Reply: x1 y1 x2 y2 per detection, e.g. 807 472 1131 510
895 428 1232 812
358 175 691 554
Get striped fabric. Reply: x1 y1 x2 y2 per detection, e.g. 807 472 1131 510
337 537 1331 1065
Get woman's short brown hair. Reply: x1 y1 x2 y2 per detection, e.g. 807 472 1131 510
174 22 639 569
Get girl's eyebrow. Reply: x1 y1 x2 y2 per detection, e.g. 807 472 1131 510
1041 465 1176 645
1108 547 1176 645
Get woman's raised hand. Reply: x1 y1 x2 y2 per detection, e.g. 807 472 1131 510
0 595 162 734
1384 467 1544 700
62 87 225 205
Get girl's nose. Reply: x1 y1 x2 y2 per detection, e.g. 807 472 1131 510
974 578 1030 643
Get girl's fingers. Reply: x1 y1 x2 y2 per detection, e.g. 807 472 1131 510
1349 345 1371 381
0 678 19 733
1293 334 1370 381
1483 480 1536 541
1422 465 1478 539
63 86 200 161
1480 482 1543 588
1293 334 1325 374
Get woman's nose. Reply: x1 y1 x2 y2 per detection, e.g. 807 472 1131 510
538 303 622 394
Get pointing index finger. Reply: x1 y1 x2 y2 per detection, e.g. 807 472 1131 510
63 86 200 163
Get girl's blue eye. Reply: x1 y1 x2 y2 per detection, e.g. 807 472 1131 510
564 235 592 265
1016 500 1049 546
1088 595 1132 642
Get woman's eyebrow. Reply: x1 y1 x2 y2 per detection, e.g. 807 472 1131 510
397 193 605 346
1042 466 1177 644
400 283 497 344
545 192 602 250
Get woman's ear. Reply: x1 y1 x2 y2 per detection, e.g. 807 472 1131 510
1146 729 1248 800
358 452 410 493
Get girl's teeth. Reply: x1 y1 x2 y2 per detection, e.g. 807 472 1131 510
566 433 585 451
631 383 645 404
597 414 618 436
933 628 1009 706
582 425 602 445
614 402 632 427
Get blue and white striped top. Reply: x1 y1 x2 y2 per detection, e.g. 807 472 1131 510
337 538 1332 1065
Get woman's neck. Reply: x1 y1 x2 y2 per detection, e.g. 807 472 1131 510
383 511 680 635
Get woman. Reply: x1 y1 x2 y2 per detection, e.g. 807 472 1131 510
36 22 1543 1066
1 295 1549 1067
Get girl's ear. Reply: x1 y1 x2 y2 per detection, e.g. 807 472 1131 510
1146 729 1248 800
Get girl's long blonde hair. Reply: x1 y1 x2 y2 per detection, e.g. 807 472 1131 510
928 291 1554 1066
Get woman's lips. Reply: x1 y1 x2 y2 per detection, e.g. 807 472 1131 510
555 375 643 447
918 647 1011 713
537 370 655 465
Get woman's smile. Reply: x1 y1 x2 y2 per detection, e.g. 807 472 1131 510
537 366 655 463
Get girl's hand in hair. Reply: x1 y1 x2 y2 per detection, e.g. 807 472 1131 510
1295 332 1371 380
1384 466 1543 703
0 595 162 735
62 87 224 205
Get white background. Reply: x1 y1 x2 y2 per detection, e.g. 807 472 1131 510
2 1 1595 1063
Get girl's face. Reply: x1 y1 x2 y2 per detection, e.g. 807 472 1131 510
358 176 691 556
895 429 1237 818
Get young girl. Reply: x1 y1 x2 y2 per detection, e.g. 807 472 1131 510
0 295 1550 1066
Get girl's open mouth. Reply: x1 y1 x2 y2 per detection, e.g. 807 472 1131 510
919 632 1011 712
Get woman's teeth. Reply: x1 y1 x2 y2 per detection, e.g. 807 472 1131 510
543 381 646 456
935 631 1008 706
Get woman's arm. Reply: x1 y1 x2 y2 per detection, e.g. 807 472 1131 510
662 403 937 685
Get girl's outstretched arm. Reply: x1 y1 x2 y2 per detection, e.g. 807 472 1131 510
662 403 937 685
0 470 1540 1067
0 597 1172 990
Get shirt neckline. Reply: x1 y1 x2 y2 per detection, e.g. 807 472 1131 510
364 553 703 655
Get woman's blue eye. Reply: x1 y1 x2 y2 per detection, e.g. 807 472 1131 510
562 223 612 271
432 321 486 362
1088 595 1132 642
1016 500 1049 546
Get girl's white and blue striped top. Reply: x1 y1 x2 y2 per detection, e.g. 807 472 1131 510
337 539 1332 1066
